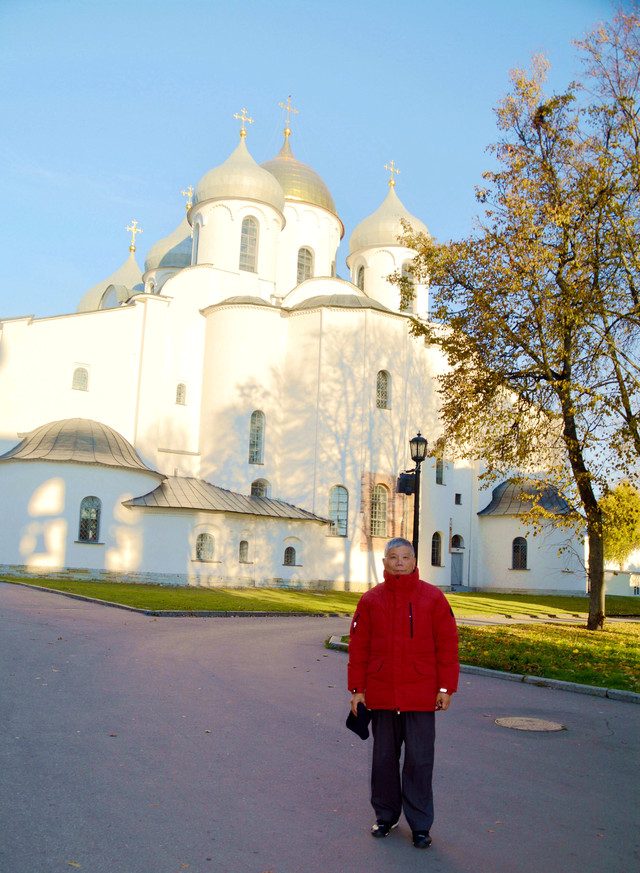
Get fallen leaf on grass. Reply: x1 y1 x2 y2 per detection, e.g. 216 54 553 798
67 863 81 868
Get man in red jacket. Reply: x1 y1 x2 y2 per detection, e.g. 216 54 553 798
348 537 459 849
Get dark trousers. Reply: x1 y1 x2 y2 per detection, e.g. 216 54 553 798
370 710 436 832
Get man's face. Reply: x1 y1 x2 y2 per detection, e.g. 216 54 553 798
383 545 416 575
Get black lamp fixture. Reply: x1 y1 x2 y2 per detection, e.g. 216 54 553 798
409 432 428 559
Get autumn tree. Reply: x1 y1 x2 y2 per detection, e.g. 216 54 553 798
600 481 640 569
398 8 640 630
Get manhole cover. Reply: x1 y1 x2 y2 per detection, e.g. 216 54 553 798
495 717 565 732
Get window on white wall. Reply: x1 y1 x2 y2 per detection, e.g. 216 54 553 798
239 216 258 272
78 496 101 542
356 265 365 291
328 485 348 536
370 485 388 538
250 478 270 497
72 367 89 391
431 532 442 566
239 540 249 563
175 383 187 405
196 532 215 561
248 411 265 464
284 546 296 566
435 458 445 485
512 537 527 570
400 261 416 313
297 247 314 283
376 370 390 409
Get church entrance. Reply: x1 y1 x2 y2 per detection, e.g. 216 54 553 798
450 551 464 589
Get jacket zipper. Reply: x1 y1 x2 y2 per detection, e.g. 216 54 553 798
352 612 359 634
409 603 414 638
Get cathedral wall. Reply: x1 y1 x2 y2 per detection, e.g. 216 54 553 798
273 203 342 296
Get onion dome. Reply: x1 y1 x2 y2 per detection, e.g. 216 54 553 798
349 183 429 254
144 216 192 272
0 418 161 475
76 250 144 313
194 136 285 215
261 129 339 220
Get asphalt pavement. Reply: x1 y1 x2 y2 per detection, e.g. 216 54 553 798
1 582 638 873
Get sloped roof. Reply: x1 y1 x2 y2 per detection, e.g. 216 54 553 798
478 480 573 516
124 476 329 523
0 418 160 475
290 293 392 313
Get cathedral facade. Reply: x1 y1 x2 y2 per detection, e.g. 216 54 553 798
0 114 586 593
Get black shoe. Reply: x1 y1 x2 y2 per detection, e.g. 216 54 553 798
371 820 399 838
412 830 432 849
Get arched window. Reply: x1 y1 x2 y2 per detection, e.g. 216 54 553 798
329 485 348 537
72 367 89 391
284 546 296 566
356 265 365 291
435 458 445 485
297 246 314 283
196 532 215 562
431 532 442 567
175 383 186 405
78 496 101 542
376 370 390 409
239 540 249 563
512 537 527 570
370 485 388 538
248 411 265 464
400 260 416 313
250 478 270 497
451 534 464 549
239 216 258 272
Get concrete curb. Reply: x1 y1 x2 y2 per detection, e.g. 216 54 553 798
326 637 640 705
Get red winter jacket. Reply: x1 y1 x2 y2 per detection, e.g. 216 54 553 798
347 568 459 712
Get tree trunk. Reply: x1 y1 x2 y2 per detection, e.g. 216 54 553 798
586 518 606 630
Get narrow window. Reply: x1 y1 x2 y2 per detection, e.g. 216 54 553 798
175 383 186 405
331 260 336 278
248 411 265 464
78 496 101 542
196 532 215 561
435 458 445 485
370 485 388 538
239 216 258 272
239 540 249 563
376 370 390 409
400 260 416 312
512 537 527 570
72 367 89 391
328 485 348 537
284 546 296 566
431 532 442 567
356 265 365 291
251 478 270 497
297 246 314 283
454 492 462 505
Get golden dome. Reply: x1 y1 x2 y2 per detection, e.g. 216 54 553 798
261 131 340 223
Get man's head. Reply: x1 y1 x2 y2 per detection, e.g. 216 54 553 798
383 537 416 575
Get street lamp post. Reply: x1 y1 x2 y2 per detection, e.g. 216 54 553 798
409 432 428 560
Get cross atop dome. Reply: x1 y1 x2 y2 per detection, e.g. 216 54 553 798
182 186 194 210
279 95 298 137
126 220 143 252
234 107 254 138
385 160 400 188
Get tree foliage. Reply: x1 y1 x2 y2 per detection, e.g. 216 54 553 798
397 7 640 630
600 481 640 569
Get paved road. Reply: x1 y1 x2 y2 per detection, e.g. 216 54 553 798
1 582 638 873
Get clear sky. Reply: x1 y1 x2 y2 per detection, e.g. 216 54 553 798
0 0 616 320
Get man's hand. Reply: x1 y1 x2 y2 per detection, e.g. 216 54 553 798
435 692 451 711
350 692 366 716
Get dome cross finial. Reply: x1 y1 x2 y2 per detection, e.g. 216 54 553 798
279 95 298 136
182 185 194 211
126 219 143 252
385 160 401 187
234 107 254 137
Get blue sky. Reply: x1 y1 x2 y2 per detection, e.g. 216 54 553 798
0 0 615 319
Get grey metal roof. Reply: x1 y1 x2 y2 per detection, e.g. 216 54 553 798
0 418 160 475
124 476 330 523
290 293 392 313
478 480 573 516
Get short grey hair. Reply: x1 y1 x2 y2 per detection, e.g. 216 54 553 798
384 537 415 557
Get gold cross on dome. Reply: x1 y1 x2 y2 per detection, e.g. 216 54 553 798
385 160 401 187
279 95 298 132
126 219 143 252
234 107 254 137
182 186 194 210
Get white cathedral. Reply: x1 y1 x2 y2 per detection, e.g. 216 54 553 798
0 109 586 593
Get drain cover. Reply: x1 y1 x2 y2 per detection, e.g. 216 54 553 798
495 717 565 732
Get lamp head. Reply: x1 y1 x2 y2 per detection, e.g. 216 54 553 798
409 431 428 463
